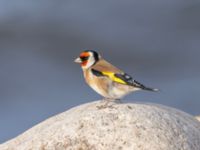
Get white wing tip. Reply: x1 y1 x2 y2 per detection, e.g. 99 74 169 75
153 88 159 92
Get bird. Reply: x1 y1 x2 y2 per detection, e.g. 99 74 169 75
74 50 158 100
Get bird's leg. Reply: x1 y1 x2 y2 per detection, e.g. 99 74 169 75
97 98 111 109
97 98 120 109
101 97 110 102
115 98 123 104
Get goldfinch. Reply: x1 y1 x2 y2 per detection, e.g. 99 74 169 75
75 50 158 100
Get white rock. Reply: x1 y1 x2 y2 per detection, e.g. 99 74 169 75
1 101 200 150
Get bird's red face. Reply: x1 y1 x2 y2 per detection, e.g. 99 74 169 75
74 51 90 67
74 50 100 69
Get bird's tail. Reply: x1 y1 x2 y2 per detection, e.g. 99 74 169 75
141 86 159 92
133 80 159 92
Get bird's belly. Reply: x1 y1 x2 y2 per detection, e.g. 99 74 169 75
89 81 131 99
108 86 130 99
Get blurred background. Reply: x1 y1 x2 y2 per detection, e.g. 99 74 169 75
0 0 200 143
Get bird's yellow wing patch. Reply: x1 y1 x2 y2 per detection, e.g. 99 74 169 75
101 71 127 85
91 69 132 85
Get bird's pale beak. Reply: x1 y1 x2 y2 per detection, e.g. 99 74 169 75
74 57 82 63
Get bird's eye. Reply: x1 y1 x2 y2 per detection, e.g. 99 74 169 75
80 56 89 61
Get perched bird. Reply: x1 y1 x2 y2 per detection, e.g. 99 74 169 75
75 50 158 100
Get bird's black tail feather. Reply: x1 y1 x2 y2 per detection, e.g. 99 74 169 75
133 80 159 92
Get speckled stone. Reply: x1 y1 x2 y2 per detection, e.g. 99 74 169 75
1 101 200 150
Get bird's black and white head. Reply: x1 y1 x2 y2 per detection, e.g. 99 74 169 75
74 50 101 69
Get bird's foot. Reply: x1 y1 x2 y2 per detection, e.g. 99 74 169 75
97 98 122 109
115 99 123 104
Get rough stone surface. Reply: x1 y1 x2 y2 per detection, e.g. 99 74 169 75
1 101 200 150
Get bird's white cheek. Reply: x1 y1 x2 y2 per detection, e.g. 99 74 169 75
83 56 95 69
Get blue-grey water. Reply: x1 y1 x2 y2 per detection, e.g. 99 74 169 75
0 0 200 143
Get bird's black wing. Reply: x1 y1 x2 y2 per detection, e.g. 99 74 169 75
91 69 158 91
115 73 158 91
